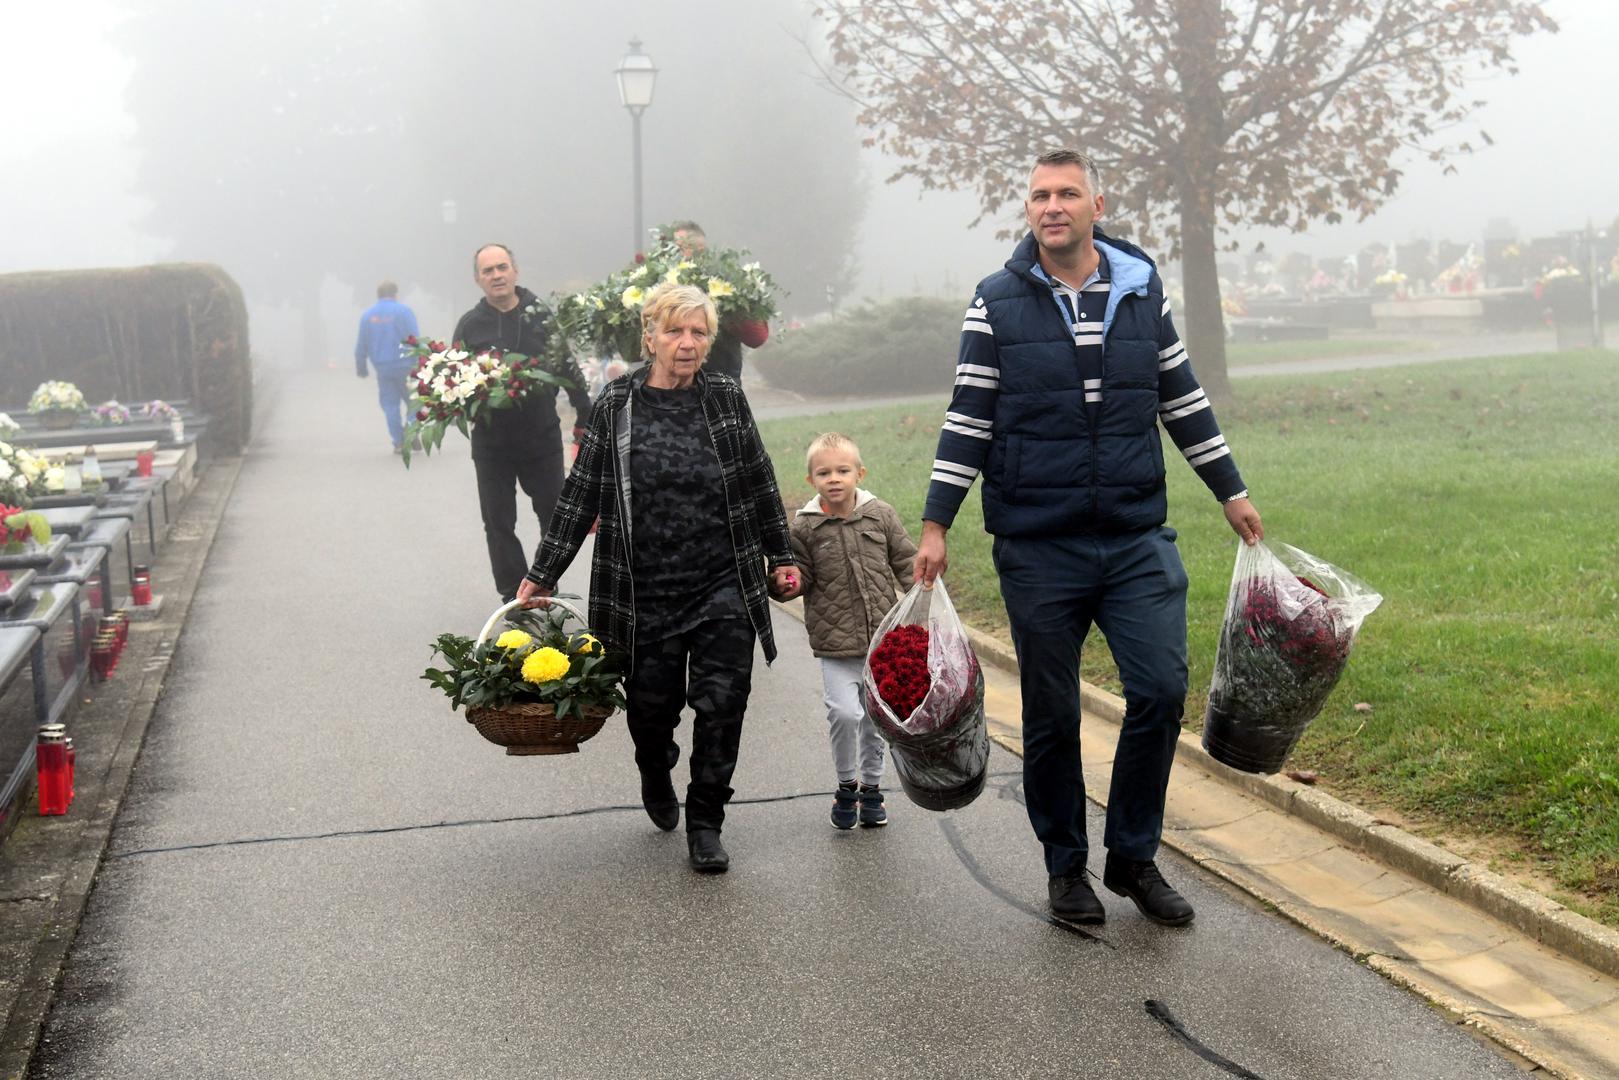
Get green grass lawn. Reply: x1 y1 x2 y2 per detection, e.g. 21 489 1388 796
758 351 1619 924
1225 336 1432 367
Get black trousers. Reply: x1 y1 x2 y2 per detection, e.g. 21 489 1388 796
625 618 756 833
473 451 564 599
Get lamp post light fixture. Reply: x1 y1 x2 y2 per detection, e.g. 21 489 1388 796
615 38 658 256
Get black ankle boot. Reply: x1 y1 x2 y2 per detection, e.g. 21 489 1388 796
640 770 679 832
687 829 729 873
1103 856 1194 926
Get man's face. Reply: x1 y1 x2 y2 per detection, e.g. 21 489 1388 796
474 246 519 306
672 229 708 257
1024 163 1104 258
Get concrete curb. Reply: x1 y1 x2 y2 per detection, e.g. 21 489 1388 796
953 621 1619 985
0 455 245 1080
779 601 1619 984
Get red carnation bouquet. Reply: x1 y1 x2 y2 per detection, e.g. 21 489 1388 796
863 579 989 809
1203 540 1382 774
867 624 932 722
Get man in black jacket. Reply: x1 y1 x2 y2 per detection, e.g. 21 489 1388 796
454 243 593 600
668 222 745 385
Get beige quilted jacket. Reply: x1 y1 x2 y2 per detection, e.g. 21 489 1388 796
789 490 917 658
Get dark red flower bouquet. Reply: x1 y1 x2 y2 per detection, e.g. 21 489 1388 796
863 580 989 810
1204 540 1382 774
868 624 932 720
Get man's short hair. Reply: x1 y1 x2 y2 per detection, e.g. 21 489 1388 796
669 220 705 238
805 431 862 473
472 243 515 273
1031 149 1102 195
376 280 398 299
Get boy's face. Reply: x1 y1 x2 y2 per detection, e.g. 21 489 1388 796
808 447 866 511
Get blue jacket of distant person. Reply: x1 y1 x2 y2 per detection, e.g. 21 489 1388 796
354 298 419 376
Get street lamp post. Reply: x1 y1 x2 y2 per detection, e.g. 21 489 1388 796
615 38 658 256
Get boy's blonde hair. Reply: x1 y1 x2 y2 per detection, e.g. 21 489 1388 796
805 431 863 472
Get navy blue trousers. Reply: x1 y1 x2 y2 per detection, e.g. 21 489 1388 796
995 527 1189 877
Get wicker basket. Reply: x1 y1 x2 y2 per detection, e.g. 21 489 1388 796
464 598 615 755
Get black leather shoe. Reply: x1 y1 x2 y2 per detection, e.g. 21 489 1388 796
640 770 679 832
1047 872 1106 924
1103 856 1194 926
688 829 730 873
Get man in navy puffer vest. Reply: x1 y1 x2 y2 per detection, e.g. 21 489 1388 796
915 149 1264 929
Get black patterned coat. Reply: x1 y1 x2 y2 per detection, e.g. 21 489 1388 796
524 366 794 664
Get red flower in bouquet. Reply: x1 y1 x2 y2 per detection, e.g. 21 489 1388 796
869 624 932 718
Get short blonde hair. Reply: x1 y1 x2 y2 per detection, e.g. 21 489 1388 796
641 282 718 361
805 431 863 472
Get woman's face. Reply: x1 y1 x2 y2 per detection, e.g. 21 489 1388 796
646 309 712 385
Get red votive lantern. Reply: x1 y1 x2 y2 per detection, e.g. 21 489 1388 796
91 638 115 681
36 728 70 815
65 736 76 804
131 570 152 606
136 449 155 477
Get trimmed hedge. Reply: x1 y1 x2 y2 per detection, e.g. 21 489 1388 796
0 263 252 452
751 297 961 397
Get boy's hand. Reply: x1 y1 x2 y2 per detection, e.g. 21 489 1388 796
769 565 801 601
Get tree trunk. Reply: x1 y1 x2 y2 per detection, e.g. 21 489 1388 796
1170 0 1231 403
1178 201 1230 403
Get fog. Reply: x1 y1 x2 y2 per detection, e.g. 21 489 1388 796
1 0 1613 364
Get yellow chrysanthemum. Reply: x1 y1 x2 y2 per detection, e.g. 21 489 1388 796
706 277 735 299
521 646 571 684
573 633 602 655
621 285 646 309
494 629 533 650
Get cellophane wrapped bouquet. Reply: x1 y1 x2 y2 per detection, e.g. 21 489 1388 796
1203 540 1382 774
863 579 989 810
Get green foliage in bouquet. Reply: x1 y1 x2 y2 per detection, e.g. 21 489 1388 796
423 601 626 723
0 507 51 553
400 304 578 466
554 227 781 362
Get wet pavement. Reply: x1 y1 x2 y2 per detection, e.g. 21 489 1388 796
27 368 1533 1079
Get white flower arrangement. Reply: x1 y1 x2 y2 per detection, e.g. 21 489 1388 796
28 380 87 415
0 413 18 438
0 439 57 502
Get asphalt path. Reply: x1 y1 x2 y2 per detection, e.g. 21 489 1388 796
30 368 1528 1079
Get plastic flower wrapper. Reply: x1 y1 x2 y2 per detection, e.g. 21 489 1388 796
862 578 989 811
1203 540 1383 774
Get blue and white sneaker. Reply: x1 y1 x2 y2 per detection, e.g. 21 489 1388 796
830 782 859 830
858 784 888 827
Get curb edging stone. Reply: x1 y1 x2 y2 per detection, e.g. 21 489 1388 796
957 620 1619 983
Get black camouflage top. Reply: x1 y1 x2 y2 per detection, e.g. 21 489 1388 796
628 382 746 640
524 367 793 665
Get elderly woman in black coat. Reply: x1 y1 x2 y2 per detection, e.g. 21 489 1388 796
517 283 797 874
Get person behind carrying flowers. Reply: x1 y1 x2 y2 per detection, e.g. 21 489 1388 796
517 283 796 875
788 432 915 829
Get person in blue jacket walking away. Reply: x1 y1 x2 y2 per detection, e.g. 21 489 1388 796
354 280 420 453
914 149 1264 930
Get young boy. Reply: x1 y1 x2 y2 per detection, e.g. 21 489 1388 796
789 432 917 829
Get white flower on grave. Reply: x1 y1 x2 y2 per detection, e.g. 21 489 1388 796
0 460 12 484
43 467 64 493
